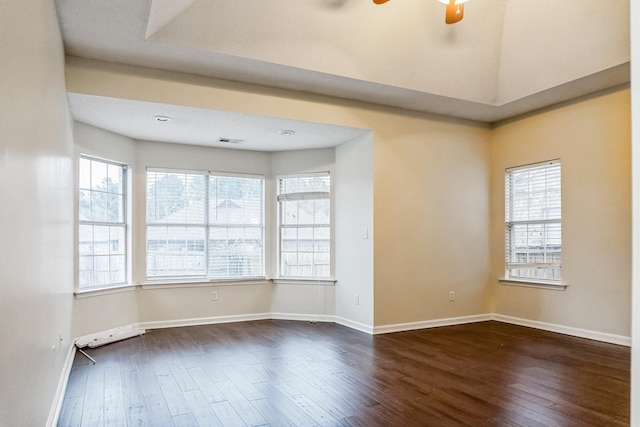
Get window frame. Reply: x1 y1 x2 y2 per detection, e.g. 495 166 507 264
503 159 564 288
277 172 332 280
145 167 265 283
78 155 129 291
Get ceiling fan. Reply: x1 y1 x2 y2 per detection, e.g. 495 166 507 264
373 0 469 24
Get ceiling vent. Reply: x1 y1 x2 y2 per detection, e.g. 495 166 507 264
217 138 243 144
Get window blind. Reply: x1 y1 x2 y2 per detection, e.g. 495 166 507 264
78 156 127 289
505 160 561 281
278 173 331 278
146 169 264 280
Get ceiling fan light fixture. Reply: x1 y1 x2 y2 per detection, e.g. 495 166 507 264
373 0 470 24
437 0 470 24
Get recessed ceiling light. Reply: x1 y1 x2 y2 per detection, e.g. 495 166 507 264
279 129 295 135
154 115 172 122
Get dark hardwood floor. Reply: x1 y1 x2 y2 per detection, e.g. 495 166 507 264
57 320 630 426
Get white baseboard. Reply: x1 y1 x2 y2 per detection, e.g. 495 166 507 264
373 314 493 335
46 343 76 427
76 312 632 348
335 316 375 334
493 314 631 347
271 312 335 323
138 312 272 330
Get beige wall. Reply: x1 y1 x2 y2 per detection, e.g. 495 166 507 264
630 1 639 423
490 88 631 337
0 1 75 425
373 118 492 326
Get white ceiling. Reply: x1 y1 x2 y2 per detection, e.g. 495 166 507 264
68 93 369 151
56 0 630 151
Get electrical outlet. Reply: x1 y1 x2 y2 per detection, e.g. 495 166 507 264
211 291 218 301
354 294 360 305
449 291 455 302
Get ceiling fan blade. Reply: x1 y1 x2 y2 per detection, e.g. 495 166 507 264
445 1 464 24
373 0 390 4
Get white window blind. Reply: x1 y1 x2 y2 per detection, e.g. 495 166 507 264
146 170 207 278
146 169 264 280
278 173 331 278
505 160 561 281
208 175 264 279
78 156 127 289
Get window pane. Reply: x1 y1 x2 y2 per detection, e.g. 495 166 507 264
507 162 561 222
278 173 331 279
314 252 331 277
93 226 110 254
79 157 127 289
146 226 206 277
147 172 206 224
505 161 561 281
297 201 315 224
281 252 299 277
208 227 230 277
314 199 330 225
281 228 298 252
315 227 330 252
298 227 314 252
110 226 126 255
79 224 93 256
94 255 110 286
108 163 123 189
79 158 91 190
110 255 126 283
282 201 299 225
208 226 263 278
91 191 108 222
209 176 263 225
79 189 92 221
91 160 107 190
298 253 313 276
78 256 94 288
106 193 123 223
146 170 265 280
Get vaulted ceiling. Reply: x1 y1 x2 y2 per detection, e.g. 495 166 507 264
56 0 630 149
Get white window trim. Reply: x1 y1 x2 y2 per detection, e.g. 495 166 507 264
276 172 333 281
78 155 130 291
141 277 270 290
498 278 568 290
504 159 562 287
75 284 137 298
145 167 266 282
272 278 336 286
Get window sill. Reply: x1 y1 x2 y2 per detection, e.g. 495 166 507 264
75 284 138 298
499 278 567 291
272 278 336 286
141 277 270 290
